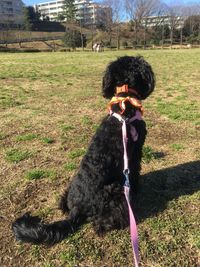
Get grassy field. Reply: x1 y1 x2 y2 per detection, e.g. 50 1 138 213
0 49 199 267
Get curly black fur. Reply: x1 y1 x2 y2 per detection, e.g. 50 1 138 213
12 56 155 245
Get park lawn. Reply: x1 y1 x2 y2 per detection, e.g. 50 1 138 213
0 49 199 267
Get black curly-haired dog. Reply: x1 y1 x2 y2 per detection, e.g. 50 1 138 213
12 56 155 245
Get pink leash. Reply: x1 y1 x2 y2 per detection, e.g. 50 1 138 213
112 111 142 267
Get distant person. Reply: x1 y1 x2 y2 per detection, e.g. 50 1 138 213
93 43 98 52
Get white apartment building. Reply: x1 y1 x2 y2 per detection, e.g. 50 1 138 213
142 15 185 29
0 0 24 27
34 0 112 26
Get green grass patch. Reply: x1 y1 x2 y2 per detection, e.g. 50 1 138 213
0 96 22 109
42 263 55 267
64 162 77 171
68 148 86 159
170 143 185 151
30 245 40 259
16 133 54 144
156 101 200 122
82 115 93 125
25 169 46 180
16 133 38 141
35 207 54 218
60 226 104 266
5 148 31 163
60 124 75 132
25 169 56 181
41 137 55 144
142 145 155 163
59 250 77 267
0 133 7 140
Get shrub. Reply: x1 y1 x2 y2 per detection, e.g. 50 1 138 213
62 30 86 50
122 41 128 48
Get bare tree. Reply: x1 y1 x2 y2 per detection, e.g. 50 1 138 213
182 4 200 43
166 6 181 47
152 3 170 48
103 0 123 49
124 0 161 47
165 1 200 46
1 21 13 48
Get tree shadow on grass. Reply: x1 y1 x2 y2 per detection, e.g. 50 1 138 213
136 160 200 222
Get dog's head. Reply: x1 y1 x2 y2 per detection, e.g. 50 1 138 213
102 56 155 100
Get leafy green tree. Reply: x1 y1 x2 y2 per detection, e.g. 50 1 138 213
23 6 40 30
62 30 86 50
23 7 33 30
61 0 77 22
152 24 170 42
57 13 65 22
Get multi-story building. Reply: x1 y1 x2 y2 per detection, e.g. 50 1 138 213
142 15 185 29
0 0 24 28
76 1 112 26
34 0 112 26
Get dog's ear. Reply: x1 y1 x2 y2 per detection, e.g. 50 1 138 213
102 65 116 99
137 56 155 99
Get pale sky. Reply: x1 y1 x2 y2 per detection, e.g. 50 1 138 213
23 0 200 6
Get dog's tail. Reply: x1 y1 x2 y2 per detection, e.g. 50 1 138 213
12 213 77 246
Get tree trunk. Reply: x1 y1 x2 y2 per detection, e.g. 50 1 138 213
80 21 84 51
116 24 120 50
170 27 173 49
91 24 94 51
109 29 112 50
143 19 147 50
135 20 140 49
180 27 183 48
161 23 164 49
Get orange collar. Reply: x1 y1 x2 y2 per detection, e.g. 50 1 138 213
116 84 140 98
108 96 144 115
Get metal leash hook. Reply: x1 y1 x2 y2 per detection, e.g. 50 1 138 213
123 168 130 187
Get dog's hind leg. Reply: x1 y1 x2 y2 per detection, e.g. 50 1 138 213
91 184 129 235
59 189 70 214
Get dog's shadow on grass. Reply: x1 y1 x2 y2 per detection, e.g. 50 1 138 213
136 160 200 222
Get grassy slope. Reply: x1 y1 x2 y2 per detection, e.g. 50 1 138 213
0 50 199 267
